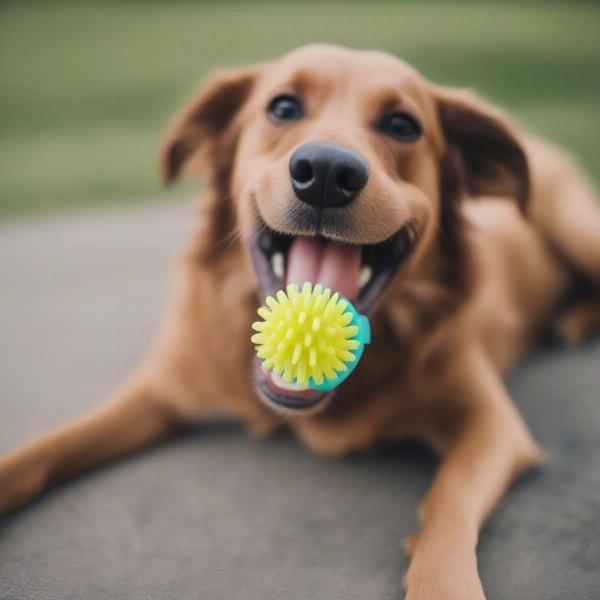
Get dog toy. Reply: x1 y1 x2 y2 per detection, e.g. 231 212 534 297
251 282 370 392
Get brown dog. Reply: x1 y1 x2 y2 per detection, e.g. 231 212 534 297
1 44 600 599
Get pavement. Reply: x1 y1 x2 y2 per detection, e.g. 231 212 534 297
0 200 599 600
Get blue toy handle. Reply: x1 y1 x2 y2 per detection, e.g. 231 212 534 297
309 301 371 393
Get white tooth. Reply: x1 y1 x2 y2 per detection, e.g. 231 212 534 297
359 265 372 288
271 371 310 391
271 252 285 280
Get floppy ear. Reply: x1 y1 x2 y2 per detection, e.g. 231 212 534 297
433 87 529 212
161 64 263 184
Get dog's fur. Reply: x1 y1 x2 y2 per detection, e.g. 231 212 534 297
2 45 600 599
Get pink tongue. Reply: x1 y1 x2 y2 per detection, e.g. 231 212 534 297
285 236 361 301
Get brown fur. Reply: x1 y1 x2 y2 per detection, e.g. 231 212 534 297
2 45 600 599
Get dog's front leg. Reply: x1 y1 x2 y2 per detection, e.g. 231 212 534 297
0 374 183 515
404 347 546 600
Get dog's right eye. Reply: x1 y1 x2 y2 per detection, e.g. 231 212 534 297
267 94 304 123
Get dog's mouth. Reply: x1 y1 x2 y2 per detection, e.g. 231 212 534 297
249 220 416 413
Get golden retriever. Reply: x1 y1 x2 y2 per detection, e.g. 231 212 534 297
2 44 600 599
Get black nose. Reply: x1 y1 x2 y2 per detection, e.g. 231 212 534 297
289 142 369 208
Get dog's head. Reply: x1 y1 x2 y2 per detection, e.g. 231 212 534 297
162 44 528 415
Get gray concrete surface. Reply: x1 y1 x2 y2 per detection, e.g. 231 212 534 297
0 201 599 600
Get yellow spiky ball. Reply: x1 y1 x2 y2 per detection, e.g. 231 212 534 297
251 282 360 386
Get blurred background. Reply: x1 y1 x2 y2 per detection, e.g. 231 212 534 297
1 0 599 219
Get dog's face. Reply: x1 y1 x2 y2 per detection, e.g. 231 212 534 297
162 44 528 415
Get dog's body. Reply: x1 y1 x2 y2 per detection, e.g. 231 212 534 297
2 45 600 599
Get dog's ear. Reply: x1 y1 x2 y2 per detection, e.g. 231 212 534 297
161 64 263 184
433 86 529 212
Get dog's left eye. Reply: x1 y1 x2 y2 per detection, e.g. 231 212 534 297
378 112 422 142
267 94 304 123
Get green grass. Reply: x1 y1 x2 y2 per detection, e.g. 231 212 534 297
1 1 599 217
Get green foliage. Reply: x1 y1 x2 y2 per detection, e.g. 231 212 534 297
1 1 599 216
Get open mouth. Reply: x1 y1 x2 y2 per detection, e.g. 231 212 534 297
249 220 415 413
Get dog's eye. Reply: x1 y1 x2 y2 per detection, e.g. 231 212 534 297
378 112 422 142
267 94 304 123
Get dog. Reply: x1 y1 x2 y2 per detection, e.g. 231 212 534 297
2 44 600 599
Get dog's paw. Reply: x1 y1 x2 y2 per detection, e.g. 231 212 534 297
0 453 48 515
404 546 486 600
404 573 486 600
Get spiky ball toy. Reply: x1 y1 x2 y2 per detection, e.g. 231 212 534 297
251 282 370 392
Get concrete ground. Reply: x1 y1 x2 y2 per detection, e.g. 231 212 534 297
0 201 599 600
